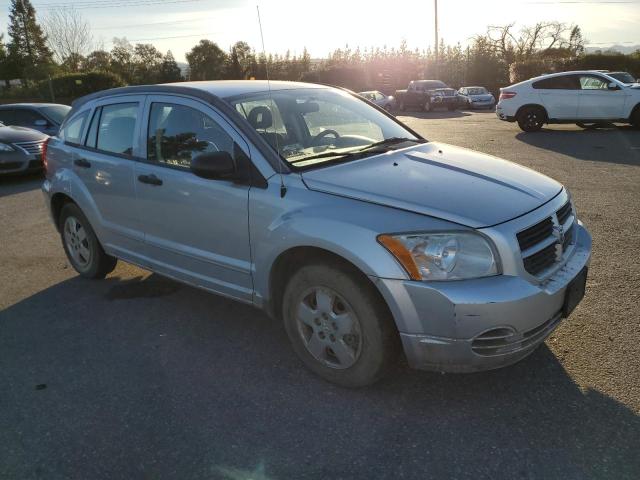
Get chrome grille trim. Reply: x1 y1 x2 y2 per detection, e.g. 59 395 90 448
13 140 45 155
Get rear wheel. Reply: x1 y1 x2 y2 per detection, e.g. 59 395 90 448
630 108 640 129
282 262 399 387
517 106 545 132
59 203 117 279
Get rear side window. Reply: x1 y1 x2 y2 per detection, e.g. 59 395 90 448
96 103 138 156
60 111 89 144
532 75 579 90
147 102 234 169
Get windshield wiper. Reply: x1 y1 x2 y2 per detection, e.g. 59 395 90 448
290 137 424 164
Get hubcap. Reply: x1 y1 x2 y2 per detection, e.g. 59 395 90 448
295 287 363 369
63 216 91 269
525 112 541 129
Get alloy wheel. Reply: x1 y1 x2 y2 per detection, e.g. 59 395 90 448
63 216 92 269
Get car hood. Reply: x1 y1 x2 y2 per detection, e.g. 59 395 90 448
0 125 47 143
301 142 563 228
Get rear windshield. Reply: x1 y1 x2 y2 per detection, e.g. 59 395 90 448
467 87 488 95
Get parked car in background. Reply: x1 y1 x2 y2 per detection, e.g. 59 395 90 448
457 86 496 109
43 80 591 387
605 71 639 85
395 80 458 111
496 70 640 131
358 90 396 111
0 123 48 175
0 103 70 136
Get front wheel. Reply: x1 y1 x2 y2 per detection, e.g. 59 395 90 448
59 203 117 279
282 263 399 387
517 106 545 132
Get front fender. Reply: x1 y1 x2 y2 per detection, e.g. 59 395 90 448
250 175 464 305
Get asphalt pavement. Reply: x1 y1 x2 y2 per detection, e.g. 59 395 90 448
1 110 639 479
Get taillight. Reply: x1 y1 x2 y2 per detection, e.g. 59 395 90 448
42 137 50 173
499 91 517 100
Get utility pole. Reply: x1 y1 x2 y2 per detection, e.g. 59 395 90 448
434 0 439 77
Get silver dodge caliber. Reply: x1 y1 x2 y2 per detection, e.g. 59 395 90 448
42 81 591 387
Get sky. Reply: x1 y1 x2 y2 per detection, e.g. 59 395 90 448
1 0 639 62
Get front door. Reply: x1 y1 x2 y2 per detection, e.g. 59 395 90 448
577 74 628 119
134 95 253 301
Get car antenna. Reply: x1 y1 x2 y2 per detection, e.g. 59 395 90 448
257 5 286 198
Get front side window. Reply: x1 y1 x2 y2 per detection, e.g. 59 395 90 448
61 110 89 144
147 103 233 169
96 103 138 155
39 105 71 125
230 87 421 169
579 75 609 90
0 109 16 125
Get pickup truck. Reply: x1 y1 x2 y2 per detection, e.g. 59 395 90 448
395 80 459 112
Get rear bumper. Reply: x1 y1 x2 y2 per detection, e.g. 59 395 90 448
495 105 516 122
373 224 591 373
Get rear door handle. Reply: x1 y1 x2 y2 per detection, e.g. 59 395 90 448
74 158 91 168
138 174 163 186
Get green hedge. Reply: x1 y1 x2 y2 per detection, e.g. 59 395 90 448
36 71 126 100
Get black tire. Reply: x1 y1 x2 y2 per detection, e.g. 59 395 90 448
282 262 399 387
630 108 640 129
517 106 546 132
59 203 117 279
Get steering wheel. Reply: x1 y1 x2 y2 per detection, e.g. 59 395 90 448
311 129 340 146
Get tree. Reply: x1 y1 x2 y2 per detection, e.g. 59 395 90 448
158 51 182 83
7 0 53 82
226 41 254 79
133 43 163 84
186 39 227 80
110 37 135 83
43 6 93 72
83 49 111 72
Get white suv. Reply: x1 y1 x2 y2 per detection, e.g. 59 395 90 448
496 71 640 132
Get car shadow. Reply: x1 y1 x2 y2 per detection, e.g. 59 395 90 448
395 109 471 120
0 172 43 198
516 126 640 166
1 271 638 479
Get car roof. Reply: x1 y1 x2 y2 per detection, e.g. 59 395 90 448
0 103 69 109
528 70 617 82
164 80 327 98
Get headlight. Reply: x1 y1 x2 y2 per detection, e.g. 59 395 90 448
0 142 15 152
378 232 499 281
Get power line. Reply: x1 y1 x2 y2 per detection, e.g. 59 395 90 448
29 0 211 9
92 16 217 30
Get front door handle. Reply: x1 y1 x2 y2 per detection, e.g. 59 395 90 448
138 174 163 186
74 158 91 168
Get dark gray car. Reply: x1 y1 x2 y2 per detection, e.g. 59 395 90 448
0 124 48 175
0 103 70 136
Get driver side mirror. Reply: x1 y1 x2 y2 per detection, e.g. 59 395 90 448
608 82 620 90
191 151 236 180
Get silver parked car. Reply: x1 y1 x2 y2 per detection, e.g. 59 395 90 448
0 123 48 175
0 103 70 136
458 86 496 109
42 81 591 387
358 90 396 110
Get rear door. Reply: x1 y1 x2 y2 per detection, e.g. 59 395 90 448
71 96 146 263
576 74 628 119
533 75 580 119
134 95 253 301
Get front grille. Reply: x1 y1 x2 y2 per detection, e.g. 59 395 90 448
517 217 553 251
556 201 572 225
0 161 22 171
517 200 576 276
523 242 557 275
471 311 562 356
13 140 45 155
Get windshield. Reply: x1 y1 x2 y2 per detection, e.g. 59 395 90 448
39 105 71 124
230 88 420 168
608 72 636 84
467 87 488 95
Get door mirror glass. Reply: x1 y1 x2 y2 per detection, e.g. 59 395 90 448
34 119 48 127
608 82 619 90
191 151 236 179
